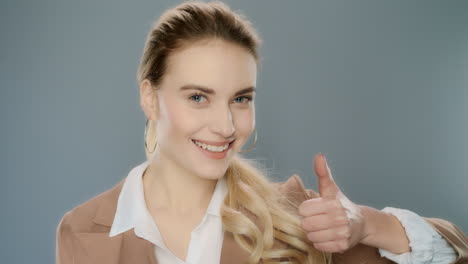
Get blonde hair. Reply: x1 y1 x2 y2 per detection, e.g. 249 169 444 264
137 1 332 263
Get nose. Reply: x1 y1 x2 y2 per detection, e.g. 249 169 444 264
210 105 235 138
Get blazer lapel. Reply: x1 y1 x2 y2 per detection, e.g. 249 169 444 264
86 176 311 264
70 179 126 264
77 173 468 264
75 178 156 264
117 223 249 264
87 178 251 264
119 229 158 264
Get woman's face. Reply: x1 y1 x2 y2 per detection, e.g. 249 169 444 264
140 38 257 180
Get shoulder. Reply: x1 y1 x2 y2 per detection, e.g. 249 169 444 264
55 178 126 263
272 174 320 206
56 178 125 233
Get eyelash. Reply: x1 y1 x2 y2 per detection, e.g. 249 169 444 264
188 93 253 104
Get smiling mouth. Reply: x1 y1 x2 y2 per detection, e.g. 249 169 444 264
191 139 235 152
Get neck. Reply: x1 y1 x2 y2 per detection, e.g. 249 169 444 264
142 153 218 217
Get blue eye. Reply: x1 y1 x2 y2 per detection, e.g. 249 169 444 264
188 93 254 104
189 93 207 103
234 96 253 104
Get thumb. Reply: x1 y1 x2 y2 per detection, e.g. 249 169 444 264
314 153 339 198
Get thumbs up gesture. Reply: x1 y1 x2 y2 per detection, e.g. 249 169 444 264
298 153 368 253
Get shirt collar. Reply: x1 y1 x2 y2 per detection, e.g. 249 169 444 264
109 160 228 237
206 173 228 217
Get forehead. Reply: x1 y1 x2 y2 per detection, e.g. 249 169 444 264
162 39 257 93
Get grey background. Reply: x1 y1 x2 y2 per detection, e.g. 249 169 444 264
1 0 467 262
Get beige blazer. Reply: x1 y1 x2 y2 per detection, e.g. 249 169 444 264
56 174 468 264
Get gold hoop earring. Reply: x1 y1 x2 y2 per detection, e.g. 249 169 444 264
144 119 157 153
239 128 257 153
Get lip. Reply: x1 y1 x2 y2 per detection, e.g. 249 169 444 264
192 139 235 160
192 139 234 146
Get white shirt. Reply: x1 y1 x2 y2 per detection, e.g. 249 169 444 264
109 160 227 264
379 207 457 263
109 160 456 264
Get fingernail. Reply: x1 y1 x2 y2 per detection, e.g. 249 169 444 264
324 156 330 170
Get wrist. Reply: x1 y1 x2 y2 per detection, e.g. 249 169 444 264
359 205 377 245
358 205 411 254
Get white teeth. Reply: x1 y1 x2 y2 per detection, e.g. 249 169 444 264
193 140 229 152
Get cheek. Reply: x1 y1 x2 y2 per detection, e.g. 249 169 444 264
234 108 255 136
160 100 200 139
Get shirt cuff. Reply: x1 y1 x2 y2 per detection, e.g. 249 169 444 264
378 207 457 264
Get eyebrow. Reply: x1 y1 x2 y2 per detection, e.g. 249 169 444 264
179 84 256 97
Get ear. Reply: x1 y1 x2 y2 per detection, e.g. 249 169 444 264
139 79 159 121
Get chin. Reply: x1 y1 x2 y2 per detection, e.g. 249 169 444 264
194 166 229 181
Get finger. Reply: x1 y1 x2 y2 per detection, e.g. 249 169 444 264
298 198 342 217
314 153 339 198
301 211 348 232
306 225 352 243
298 197 328 217
313 239 351 253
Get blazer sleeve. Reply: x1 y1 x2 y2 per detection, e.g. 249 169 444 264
56 211 74 264
423 217 468 264
298 179 468 264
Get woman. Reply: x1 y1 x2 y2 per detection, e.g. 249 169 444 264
56 1 468 263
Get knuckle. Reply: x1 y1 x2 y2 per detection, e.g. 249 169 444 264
342 229 351 239
307 232 315 242
328 200 342 211
315 243 330 252
302 217 326 232
335 215 348 225
339 240 350 251
313 243 322 251
341 211 349 218
338 226 351 238
299 199 319 215
342 217 349 226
